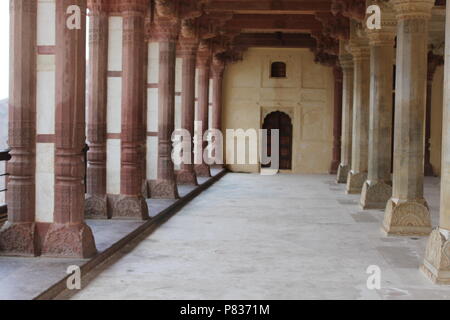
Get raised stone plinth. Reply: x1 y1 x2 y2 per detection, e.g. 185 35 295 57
176 169 198 186
85 194 108 219
108 194 150 220
149 180 179 199
360 180 392 209
336 163 350 184
421 229 450 284
346 171 366 194
0 222 39 257
195 164 212 178
382 198 432 236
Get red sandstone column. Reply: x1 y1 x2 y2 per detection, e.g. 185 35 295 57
85 0 108 218
176 37 199 186
195 42 212 177
0 0 38 256
211 56 226 167
330 65 343 174
43 0 96 258
112 0 149 218
424 52 443 177
150 16 180 199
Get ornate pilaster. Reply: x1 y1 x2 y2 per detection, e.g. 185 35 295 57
85 0 109 218
177 33 199 185
42 0 97 258
112 0 149 219
336 41 354 184
421 3 450 283
149 15 180 199
194 41 212 177
0 0 39 256
346 22 370 194
360 1 396 209
382 0 434 236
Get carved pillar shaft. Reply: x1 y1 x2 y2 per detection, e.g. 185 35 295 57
361 25 396 209
177 39 198 185
195 47 212 177
150 17 180 199
0 0 38 256
42 0 97 257
211 57 225 167
346 39 370 194
382 0 434 236
330 66 343 174
336 43 354 184
86 2 108 218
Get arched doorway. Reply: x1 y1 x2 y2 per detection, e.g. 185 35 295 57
262 111 293 170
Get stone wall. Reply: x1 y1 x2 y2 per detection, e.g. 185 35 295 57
222 48 334 174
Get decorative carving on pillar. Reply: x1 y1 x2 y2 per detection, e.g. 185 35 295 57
85 0 109 219
383 0 435 236
331 0 367 22
195 40 212 177
0 0 39 256
42 0 97 258
149 14 181 198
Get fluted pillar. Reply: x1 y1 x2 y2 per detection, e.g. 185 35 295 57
211 56 226 167
382 0 434 236
336 41 354 184
0 0 38 256
360 5 396 209
176 37 199 185
85 1 109 218
42 0 97 257
195 42 212 177
330 66 343 174
149 16 180 199
421 2 450 283
346 26 370 194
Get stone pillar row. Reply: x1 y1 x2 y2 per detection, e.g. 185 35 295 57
0 0 226 258
336 0 437 236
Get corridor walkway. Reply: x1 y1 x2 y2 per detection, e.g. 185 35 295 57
69 173 450 300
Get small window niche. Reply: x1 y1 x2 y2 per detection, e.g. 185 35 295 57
270 61 287 78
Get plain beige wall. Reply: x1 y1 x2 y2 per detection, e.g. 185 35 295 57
222 47 335 174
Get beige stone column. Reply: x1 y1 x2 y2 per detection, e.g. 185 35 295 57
336 41 354 184
360 5 396 209
382 0 434 236
346 24 370 194
421 3 450 283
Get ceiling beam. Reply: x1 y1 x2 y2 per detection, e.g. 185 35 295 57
225 14 322 33
205 0 332 14
233 33 317 48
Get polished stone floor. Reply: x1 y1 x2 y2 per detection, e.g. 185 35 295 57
69 173 450 300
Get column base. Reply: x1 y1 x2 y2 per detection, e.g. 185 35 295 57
176 169 198 186
360 180 392 210
0 222 39 257
42 222 97 258
382 198 432 236
85 194 108 219
336 164 349 184
195 164 211 177
421 229 450 284
346 171 367 194
424 162 435 177
108 195 150 220
149 180 179 199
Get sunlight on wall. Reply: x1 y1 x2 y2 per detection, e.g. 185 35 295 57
0 1 9 99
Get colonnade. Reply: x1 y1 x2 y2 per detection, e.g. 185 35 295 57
0 0 226 258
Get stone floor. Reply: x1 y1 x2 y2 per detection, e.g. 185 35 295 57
66 173 450 300
0 170 222 300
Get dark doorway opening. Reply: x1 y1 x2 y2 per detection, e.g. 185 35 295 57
262 111 293 170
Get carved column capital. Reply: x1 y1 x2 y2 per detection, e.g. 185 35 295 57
153 16 180 42
391 0 435 20
178 37 199 57
211 56 226 78
197 40 212 67
119 0 148 15
87 0 109 14
366 1 397 46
